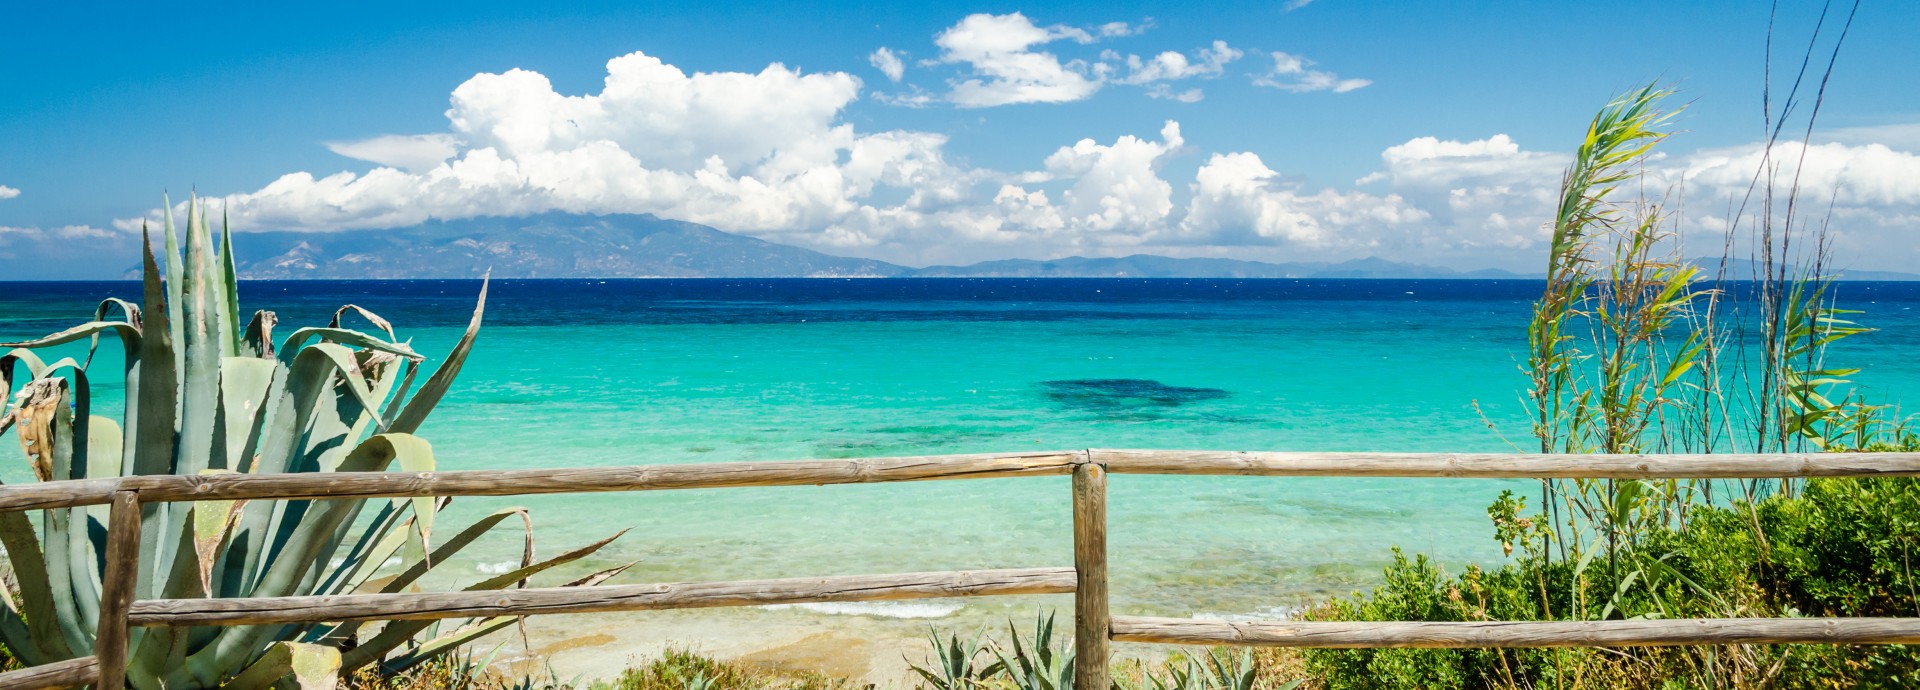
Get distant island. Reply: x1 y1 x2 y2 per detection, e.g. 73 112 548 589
4 212 1915 281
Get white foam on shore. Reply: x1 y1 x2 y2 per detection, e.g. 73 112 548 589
1186 605 1302 622
759 601 964 619
477 561 519 575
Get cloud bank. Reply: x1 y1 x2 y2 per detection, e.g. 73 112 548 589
126 26 1920 269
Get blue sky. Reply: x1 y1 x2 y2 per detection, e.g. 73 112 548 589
2 0 1916 271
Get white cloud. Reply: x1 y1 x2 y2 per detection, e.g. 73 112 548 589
1352 133 1569 250
1284 0 1315 10
1180 152 1427 246
0 224 116 243
1683 140 1920 208
869 47 906 82
0 185 19 200
119 51 970 244
103 32 1920 271
1144 85 1205 102
1253 51 1370 93
1677 139 1920 264
935 13 1105 107
326 134 462 172
1040 120 1185 233
1117 40 1243 85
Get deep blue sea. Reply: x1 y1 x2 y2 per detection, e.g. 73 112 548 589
6 278 1920 618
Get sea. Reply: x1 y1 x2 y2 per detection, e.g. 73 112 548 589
5 278 1920 620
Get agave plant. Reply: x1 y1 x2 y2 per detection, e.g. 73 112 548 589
0 199 626 688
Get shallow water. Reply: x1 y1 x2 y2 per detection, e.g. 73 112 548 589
5 278 1919 619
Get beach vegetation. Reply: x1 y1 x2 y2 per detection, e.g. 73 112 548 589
0 200 627 688
1297 5 1919 686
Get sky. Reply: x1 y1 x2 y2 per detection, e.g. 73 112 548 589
2 0 1917 272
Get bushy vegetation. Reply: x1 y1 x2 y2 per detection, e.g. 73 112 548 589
0 201 625 688
1299 20 1916 688
1301 461 1920 689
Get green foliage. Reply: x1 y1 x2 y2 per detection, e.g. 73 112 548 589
0 199 625 688
987 612 1075 690
587 648 854 690
1303 471 1920 689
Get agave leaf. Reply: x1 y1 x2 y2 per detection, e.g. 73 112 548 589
243 310 279 359
224 641 341 690
11 378 93 659
0 321 143 352
330 305 398 343
389 277 487 434
379 507 530 596
11 377 67 482
277 328 421 366
323 507 534 643
188 434 437 682
178 198 224 478
377 616 522 677
219 209 243 357
310 501 409 598
0 602 45 668
163 196 185 379
218 357 279 472
191 472 247 596
0 493 73 661
338 527 627 673
132 229 182 611
378 561 635 676
85 297 142 366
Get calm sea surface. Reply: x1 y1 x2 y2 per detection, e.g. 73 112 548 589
5 279 1919 618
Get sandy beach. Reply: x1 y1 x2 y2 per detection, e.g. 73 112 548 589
493 596 1178 686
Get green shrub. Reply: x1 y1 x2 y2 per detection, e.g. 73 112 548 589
1302 472 1920 690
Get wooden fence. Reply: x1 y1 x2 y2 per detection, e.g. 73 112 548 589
4 448 1920 690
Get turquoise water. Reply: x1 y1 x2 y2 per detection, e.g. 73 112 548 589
6 279 1919 618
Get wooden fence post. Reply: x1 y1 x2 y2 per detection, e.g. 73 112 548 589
1073 455 1109 690
95 490 141 690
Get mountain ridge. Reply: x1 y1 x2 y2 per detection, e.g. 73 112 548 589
4 212 1915 281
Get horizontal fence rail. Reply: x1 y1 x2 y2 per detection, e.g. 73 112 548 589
6 449 1920 511
128 567 1077 627
3 448 1918 690
0 657 99 690
1110 616 1920 648
1094 449 1920 479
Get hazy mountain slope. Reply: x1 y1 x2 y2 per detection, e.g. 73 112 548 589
9 212 1916 281
231 213 908 278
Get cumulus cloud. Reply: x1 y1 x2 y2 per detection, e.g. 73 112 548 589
1284 0 1316 10
120 51 969 244
1181 152 1426 245
1040 120 1185 233
1676 139 1920 263
0 185 19 200
869 47 906 82
1104 41 1243 102
1354 133 1569 249
1253 51 1370 93
935 13 1105 107
326 134 462 172
105 36 1920 270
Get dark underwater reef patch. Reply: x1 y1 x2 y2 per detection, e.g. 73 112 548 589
1039 379 1231 419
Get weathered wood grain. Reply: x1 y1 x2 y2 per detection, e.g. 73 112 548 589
0 451 1085 511
9 450 1920 512
1072 460 1110 690
92 491 141 690
128 567 1076 627
1109 616 1920 648
1093 449 1920 479
0 655 99 690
